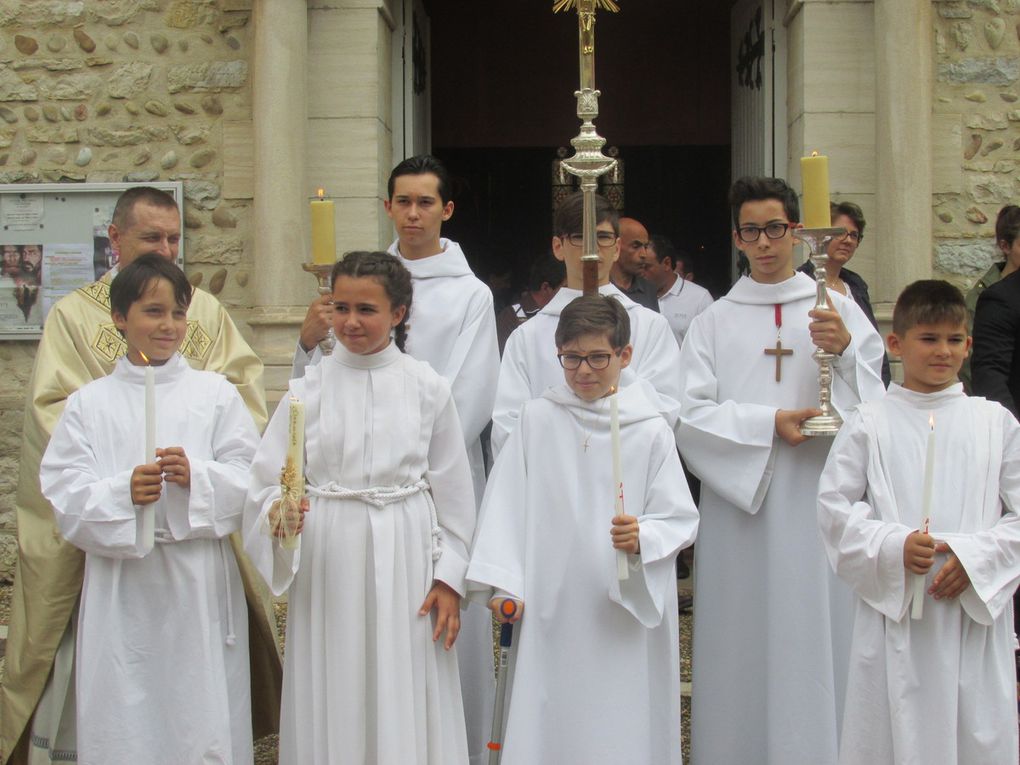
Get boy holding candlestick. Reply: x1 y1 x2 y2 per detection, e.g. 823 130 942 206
467 294 699 764
817 280 1020 764
38 254 260 765
678 176 885 765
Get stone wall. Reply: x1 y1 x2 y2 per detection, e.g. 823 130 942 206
0 0 255 582
932 0 1020 288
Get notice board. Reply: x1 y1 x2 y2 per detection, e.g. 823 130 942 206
0 181 184 340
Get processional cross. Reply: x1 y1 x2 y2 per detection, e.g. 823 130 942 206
553 0 620 296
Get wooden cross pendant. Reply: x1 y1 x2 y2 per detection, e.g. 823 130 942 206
764 339 793 382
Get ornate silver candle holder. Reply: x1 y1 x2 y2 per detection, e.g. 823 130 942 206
793 226 847 437
301 262 335 356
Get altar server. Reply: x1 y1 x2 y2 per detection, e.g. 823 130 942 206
678 176 885 764
469 294 698 764
818 280 1020 764
247 251 476 764
492 191 681 457
292 156 499 764
40 255 259 765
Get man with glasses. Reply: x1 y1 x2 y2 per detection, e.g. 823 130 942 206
676 176 884 765
609 217 660 312
491 191 681 458
797 201 890 386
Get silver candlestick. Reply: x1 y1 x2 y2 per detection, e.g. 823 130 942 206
793 226 847 437
301 263 335 356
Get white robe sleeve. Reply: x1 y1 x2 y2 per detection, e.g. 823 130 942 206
437 289 499 447
466 405 530 603
817 408 913 620
610 428 699 628
164 380 259 542
939 408 1020 625
830 297 886 411
425 386 478 595
40 392 150 559
243 383 303 596
490 328 532 459
291 340 321 380
676 315 779 514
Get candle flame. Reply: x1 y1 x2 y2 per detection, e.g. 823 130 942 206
810 150 819 157
929 413 935 430
316 188 325 200
138 350 150 365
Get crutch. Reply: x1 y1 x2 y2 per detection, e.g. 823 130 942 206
487 598 518 764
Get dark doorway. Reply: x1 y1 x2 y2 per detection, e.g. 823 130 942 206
427 2 733 300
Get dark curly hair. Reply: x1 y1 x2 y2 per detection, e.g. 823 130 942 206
330 251 413 352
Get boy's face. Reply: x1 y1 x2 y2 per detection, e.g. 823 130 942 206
112 276 188 366
733 198 799 284
887 320 971 394
384 173 453 257
552 221 620 289
558 332 632 402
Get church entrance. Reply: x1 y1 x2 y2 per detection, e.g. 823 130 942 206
423 1 739 302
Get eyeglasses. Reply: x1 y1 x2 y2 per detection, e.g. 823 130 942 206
561 232 619 248
839 230 862 243
557 351 616 370
737 222 790 242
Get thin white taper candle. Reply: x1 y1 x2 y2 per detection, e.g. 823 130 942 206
141 358 155 548
911 414 935 620
610 391 629 581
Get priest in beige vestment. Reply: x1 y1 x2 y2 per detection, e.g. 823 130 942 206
0 187 282 764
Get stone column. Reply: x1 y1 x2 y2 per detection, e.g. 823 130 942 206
248 0 310 399
874 0 933 303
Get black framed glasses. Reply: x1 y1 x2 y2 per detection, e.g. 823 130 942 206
561 231 619 248
839 230 862 243
737 222 790 242
557 351 615 370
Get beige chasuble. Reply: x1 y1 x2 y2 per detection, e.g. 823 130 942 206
0 272 282 763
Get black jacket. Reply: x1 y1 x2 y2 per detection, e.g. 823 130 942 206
972 269 1020 418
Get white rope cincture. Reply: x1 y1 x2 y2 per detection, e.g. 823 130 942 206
305 479 442 562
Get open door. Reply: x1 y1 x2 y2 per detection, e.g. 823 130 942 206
730 0 787 277
392 0 431 161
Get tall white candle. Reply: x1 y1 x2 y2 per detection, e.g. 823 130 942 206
281 397 305 550
141 358 155 548
610 392 629 581
911 414 935 619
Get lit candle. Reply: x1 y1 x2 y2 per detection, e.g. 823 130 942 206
911 414 935 619
609 391 629 581
800 152 831 229
140 351 155 549
280 396 305 550
310 188 336 266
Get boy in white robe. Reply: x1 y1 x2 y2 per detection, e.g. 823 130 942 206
491 191 682 458
291 156 499 765
39 255 258 765
678 176 886 765
818 280 1020 764
469 294 699 764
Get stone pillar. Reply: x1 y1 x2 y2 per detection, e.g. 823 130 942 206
248 0 310 399
874 0 933 303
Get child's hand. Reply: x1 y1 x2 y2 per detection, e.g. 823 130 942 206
489 597 523 624
903 530 936 575
930 542 971 600
808 293 851 355
611 513 641 555
420 580 461 650
130 462 162 505
268 496 308 538
775 408 822 446
157 447 190 489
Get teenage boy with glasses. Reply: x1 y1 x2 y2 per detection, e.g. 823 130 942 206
491 191 682 458
675 176 885 765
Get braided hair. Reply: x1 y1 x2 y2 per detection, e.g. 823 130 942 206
330 251 413 352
